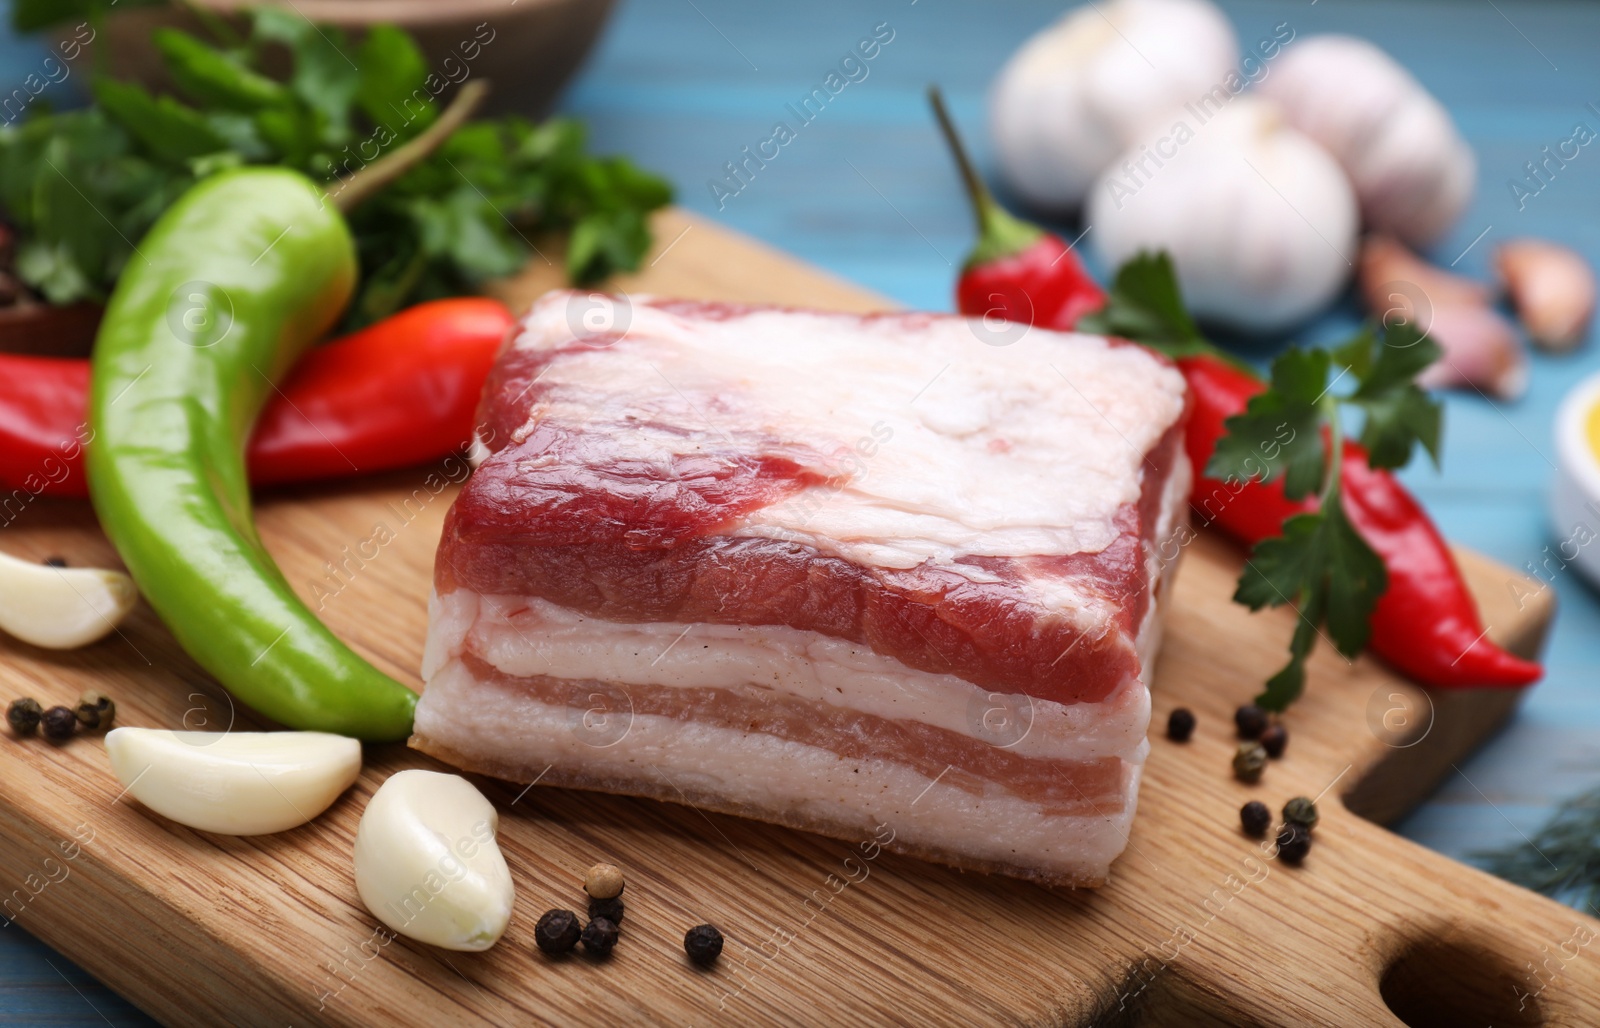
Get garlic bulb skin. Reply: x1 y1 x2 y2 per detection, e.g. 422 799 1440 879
1256 35 1474 247
1088 97 1358 332
990 0 1238 211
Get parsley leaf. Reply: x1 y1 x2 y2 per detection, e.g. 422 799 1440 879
92 79 227 163
1337 322 1444 470
1236 495 1388 709
155 28 291 112
1076 251 1212 357
0 11 672 326
355 25 434 132
1206 347 1330 501
1216 320 1437 711
1086 253 1444 712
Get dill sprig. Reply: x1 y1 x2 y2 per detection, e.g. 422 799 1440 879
1477 785 1600 913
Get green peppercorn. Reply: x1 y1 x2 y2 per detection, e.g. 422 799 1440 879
1276 822 1312 864
1232 742 1267 784
1234 704 1267 740
534 909 581 954
684 923 724 966
1283 796 1319 830
581 916 619 956
41 705 76 742
1239 800 1271 837
73 691 115 732
588 895 624 925
7 697 42 736
1166 708 1196 742
1259 722 1288 759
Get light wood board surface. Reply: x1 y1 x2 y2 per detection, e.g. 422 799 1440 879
0 209 1594 1027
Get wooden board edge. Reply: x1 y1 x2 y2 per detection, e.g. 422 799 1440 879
1342 546 1557 825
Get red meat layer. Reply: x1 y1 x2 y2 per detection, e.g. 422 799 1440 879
441 303 1185 707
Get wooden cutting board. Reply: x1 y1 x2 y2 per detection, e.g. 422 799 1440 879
1 209 1595 1027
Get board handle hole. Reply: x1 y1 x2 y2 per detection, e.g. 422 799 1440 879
1381 936 1544 1027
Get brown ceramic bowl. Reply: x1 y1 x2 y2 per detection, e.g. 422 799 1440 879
83 0 617 117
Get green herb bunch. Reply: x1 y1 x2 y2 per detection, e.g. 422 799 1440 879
1082 253 1443 711
0 8 671 327
1479 787 1600 912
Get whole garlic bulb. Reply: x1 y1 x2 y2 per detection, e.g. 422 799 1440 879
1256 35 1474 247
990 0 1238 211
1088 97 1358 332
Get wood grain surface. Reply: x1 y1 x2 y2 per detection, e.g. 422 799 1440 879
0 209 1595 1027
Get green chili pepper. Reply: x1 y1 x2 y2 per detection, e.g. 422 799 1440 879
87 167 417 740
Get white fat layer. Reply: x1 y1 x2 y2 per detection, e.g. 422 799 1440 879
511 296 1187 575
415 658 1140 879
1135 439 1193 680
423 591 1151 763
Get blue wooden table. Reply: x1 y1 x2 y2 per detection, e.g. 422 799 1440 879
3 0 1598 1023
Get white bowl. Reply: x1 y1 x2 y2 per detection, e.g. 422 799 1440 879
1550 369 1600 587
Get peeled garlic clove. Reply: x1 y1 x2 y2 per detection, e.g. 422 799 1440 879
1414 304 1528 400
1088 97 1357 332
0 551 137 649
353 770 513 951
1497 239 1596 352
990 0 1239 210
1258 35 1475 246
1360 234 1488 314
105 728 361 835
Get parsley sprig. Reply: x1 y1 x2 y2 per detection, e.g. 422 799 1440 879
1085 254 1443 710
0 9 672 327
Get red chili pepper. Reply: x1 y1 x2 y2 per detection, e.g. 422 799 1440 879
930 89 1105 333
1181 354 1540 688
0 297 513 500
929 88 1539 690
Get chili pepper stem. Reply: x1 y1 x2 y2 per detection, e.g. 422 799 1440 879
926 85 1042 269
330 80 490 214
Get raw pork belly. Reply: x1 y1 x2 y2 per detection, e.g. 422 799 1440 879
414 292 1190 887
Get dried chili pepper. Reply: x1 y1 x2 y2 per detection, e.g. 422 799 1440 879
0 297 511 499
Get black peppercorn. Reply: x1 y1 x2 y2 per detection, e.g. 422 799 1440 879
581 916 619 956
1166 707 1196 742
41 705 76 742
73 691 115 732
588 895 624 925
1259 722 1288 758
1232 742 1267 784
7 697 42 736
1282 796 1319 830
1239 800 1271 837
1276 822 1312 864
684 923 724 966
534 909 582 954
43 556 67 568
1234 704 1267 740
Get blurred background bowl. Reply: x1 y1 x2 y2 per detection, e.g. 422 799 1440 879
74 0 617 116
